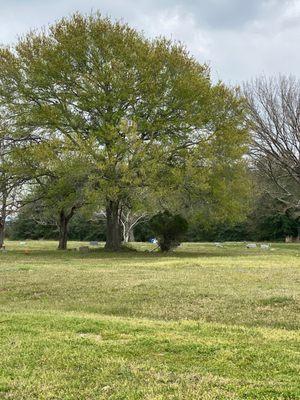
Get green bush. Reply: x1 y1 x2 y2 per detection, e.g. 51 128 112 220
149 211 188 252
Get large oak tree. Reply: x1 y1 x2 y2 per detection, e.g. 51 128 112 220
0 13 249 250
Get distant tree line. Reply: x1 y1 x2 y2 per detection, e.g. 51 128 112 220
7 193 298 243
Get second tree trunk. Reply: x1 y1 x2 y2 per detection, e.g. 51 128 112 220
58 210 71 250
0 219 5 249
105 200 122 250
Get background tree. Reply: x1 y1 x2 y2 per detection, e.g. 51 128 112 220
0 13 250 250
0 116 25 248
8 205 106 242
31 170 88 250
248 193 299 241
11 134 91 249
119 187 159 243
244 75 300 234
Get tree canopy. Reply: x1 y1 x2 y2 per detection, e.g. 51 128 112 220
244 75 300 221
0 13 250 250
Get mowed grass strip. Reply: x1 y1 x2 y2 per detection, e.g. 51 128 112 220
1 242 299 329
0 312 299 399
0 241 300 399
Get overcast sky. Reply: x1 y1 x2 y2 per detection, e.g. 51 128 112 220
0 0 299 84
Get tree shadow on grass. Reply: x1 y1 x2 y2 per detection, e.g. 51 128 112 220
3 246 290 262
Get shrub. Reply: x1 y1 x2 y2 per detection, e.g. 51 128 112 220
148 211 188 252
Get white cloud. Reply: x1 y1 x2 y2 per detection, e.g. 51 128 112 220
0 0 299 83
140 7 211 59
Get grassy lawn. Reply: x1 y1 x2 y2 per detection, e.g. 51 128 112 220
0 241 299 399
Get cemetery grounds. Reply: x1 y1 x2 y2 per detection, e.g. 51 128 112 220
0 241 299 399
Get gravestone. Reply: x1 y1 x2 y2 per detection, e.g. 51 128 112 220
79 246 89 252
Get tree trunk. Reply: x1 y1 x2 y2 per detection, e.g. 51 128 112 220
0 219 5 249
0 196 7 249
105 200 122 251
128 227 135 242
57 209 73 250
123 229 134 243
123 231 129 243
121 211 130 243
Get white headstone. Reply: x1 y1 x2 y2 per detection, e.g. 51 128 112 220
246 243 257 248
260 244 270 250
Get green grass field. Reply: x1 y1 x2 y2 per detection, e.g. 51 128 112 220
0 241 299 399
